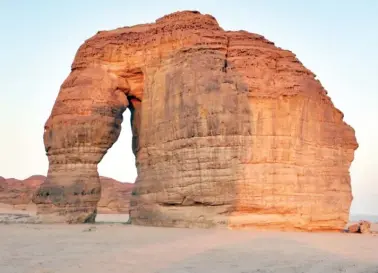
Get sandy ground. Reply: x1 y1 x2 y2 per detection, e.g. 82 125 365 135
96 213 129 223
1 223 378 273
1 207 378 273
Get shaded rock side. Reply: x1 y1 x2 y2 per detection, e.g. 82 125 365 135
34 11 358 230
1 176 131 214
97 177 133 214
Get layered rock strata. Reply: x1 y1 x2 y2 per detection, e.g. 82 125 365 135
1 176 131 214
97 177 133 214
1 175 44 210
34 11 358 230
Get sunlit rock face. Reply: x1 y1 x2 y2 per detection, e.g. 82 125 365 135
33 11 358 231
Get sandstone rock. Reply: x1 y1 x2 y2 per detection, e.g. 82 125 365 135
97 177 133 214
0 175 44 208
359 221 371 234
347 223 360 233
346 221 372 234
1 175 131 214
34 11 358 230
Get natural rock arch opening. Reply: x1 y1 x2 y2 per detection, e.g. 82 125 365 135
33 65 144 223
97 102 138 183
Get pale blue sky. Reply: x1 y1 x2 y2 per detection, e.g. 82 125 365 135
0 1 377 215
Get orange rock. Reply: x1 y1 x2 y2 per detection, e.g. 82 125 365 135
359 221 371 234
97 177 133 214
34 11 358 230
0 175 44 207
347 223 360 233
346 221 372 234
1 176 131 214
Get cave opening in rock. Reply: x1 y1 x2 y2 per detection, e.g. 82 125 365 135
95 72 143 221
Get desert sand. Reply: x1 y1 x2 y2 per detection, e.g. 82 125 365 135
1 208 378 273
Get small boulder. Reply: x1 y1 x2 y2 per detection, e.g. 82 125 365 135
348 223 360 233
359 220 371 234
347 220 372 234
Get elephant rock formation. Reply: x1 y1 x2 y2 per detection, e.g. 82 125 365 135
33 11 358 230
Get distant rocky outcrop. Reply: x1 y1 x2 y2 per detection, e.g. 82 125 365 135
34 10 358 230
0 175 132 214
0 175 45 210
97 177 133 214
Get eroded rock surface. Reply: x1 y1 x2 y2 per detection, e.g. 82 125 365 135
1 175 44 210
1 176 131 214
359 221 372 234
347 221 372 234
97 177 133 214
34 11 358 230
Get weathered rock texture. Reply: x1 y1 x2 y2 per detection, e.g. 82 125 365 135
1 175 44 210
97 177 133 214
347 221 372 234
1 176 131 214
34 11 358 230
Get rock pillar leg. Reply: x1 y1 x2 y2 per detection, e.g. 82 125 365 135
33 66 129 223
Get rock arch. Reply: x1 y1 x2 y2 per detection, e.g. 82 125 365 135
33 11 358 231
33 65 143 223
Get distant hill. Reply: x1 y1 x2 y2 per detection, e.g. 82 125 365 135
0 175 133 214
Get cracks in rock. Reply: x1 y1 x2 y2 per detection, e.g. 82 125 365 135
160 200 226 207
159 195 227 207
127 95 141 128
127 95 142 156
222 36 230 73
